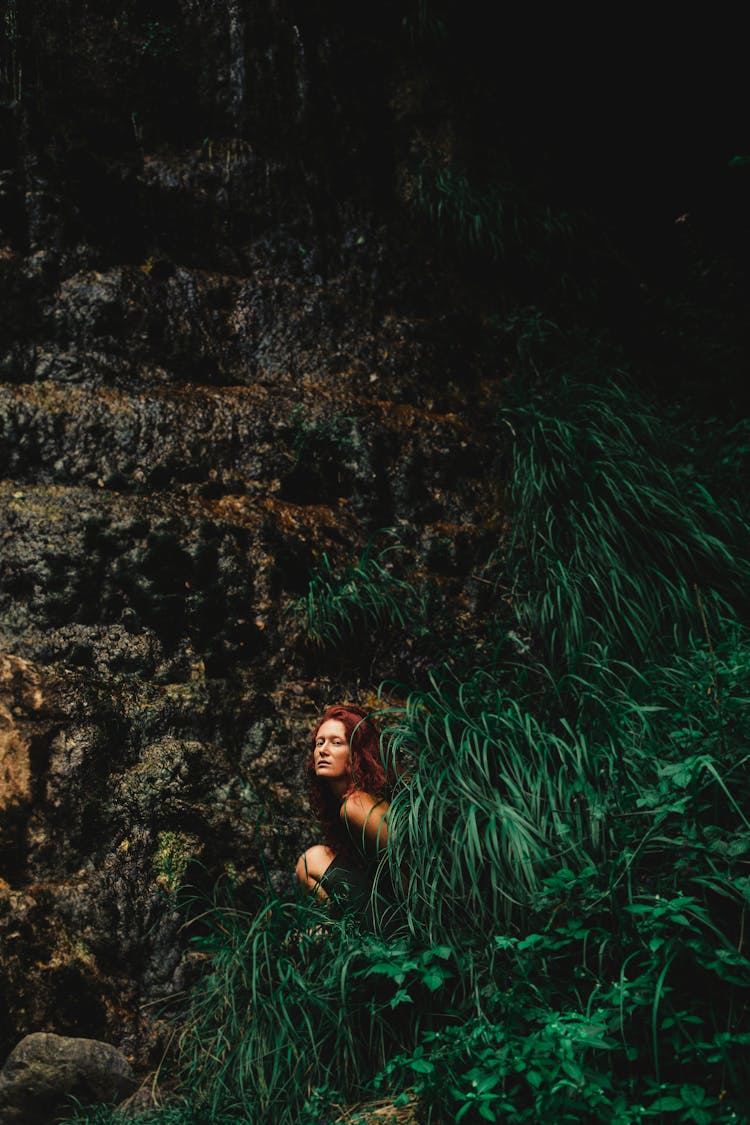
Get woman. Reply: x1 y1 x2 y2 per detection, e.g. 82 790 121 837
295 704 389 922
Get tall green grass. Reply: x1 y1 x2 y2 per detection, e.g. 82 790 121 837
290 536 426 648
381 669 615 941
502 376 750 670
174 894 406 1122
60 1107 209 1125
95 891 452 1125
414 163 578 275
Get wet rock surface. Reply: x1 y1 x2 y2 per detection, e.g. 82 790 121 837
0 1032 136 1125
0 0 506 1067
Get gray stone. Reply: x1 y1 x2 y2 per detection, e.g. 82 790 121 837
0 1032 136 1125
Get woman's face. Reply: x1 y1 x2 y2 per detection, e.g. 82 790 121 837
313 719 351 781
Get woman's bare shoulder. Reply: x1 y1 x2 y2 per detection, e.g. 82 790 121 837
340 789 388 817
340 789 389 852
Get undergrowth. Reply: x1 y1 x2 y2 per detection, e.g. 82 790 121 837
290 535 426 648
413 162 579 285
63 372 750 1124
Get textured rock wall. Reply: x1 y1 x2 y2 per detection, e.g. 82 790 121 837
0 0 505 1064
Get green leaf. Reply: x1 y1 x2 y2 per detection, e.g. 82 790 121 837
494 936 518 950
687 1112 712 1125
650 1095 684 1110
421 967 452 991
680 1085 707 1106
561 1059 584 1084
517 932 546 950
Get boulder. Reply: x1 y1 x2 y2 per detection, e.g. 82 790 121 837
0 1032 136 1125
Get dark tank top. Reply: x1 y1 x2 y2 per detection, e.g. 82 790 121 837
316 797 394 930
317 853 395 932
317 854 374 913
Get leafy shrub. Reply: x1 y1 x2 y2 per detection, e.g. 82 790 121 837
374 619 750 1122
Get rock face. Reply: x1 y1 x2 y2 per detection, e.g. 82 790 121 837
0 0 505 1064
0 1032 136 1125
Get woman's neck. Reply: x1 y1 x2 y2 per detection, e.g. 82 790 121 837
327 776 350 800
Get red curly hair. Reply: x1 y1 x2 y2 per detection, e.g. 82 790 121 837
306 705 386 858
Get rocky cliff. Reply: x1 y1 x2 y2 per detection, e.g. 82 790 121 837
0 0 505 1066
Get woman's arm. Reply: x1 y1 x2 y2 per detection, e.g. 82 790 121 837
340 791 388 856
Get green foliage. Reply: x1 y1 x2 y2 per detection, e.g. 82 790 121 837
67 364 750 1123
382 668 613 939
501 375 750 671
153 830 203 896
162 892 451 1123
412 163 581 294
59 1106 216 1125
121 615 746 1124
494 306 565 375
373 616 750 1121
291 537 426 648
672 413 750 505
